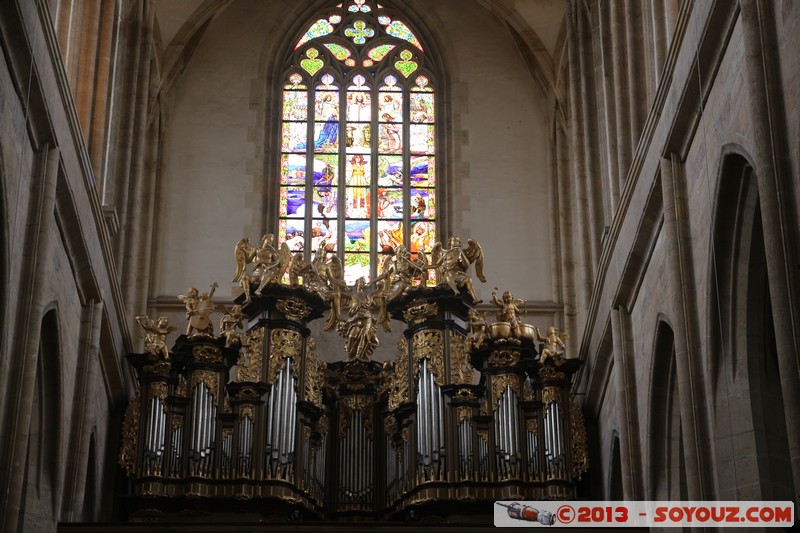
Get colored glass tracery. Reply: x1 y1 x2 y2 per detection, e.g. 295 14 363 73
281 1 437 284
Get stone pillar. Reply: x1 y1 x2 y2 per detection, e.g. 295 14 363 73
660 155 711 499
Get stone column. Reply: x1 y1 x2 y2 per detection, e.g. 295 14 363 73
660 154 711 499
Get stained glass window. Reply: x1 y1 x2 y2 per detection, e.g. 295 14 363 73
280 0 437 285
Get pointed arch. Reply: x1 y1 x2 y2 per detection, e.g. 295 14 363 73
19 307 63 530
647 319 687 500
708 149 794 500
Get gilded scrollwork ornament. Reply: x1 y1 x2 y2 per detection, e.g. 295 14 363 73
488 348 520 367
456 406 472 425
526 417 537 434
148 382 169 405
449 331 476 385
338 395 374 439
193 344 222 363
388 338 409 411
236 327 264 382
119 390 141 477
490 373 520 411
239 404 255 421
541 386 561 410
402 301 438 325
304 339 326 408
277 297 312 322
268 328 301 385
412 330 444 386
191 369 220 407
570 396 589 479
538 364 566 381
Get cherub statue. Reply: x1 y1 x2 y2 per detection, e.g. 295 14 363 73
491 290 525 328
135 315 176 360
466 308 489 351
178 282 218 337
219 305 245 348
430 236 486 302
536 326 569 364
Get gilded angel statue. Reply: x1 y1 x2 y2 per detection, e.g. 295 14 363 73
253 234 291 295
321 254 348 331
135 315 176 360
466 308 489 351
336 277 390 362
535 326 569 364
219 304 245 348
233 234 292 302
430 236 486 302
178 282 218 336
233 237 257 303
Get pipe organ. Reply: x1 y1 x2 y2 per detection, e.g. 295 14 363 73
120 284 588 521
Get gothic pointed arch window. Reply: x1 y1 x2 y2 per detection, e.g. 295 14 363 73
279 0 437 284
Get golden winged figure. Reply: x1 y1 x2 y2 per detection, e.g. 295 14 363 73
430 235 486 302
135 315 176 360
535 326 569 364
233 237 257 302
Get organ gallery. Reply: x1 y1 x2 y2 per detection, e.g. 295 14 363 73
119 234 588 520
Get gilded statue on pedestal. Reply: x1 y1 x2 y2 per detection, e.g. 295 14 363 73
491 290 525 328
431 236 486 302
135 315 176 360
536 326 569 364
178 282 218 336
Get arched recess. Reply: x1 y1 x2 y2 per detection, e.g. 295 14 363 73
608 431 623 500
708 151 794 500
269 0 447 284
19 307 63 531
648 319 687 500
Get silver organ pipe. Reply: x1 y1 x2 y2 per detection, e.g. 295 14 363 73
478 430 489 481
170 417 182 478
187 382 217 478
237 416 253 477
265 360 297 479
415 359 446 482
458 419 473 479
493 385 521 480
